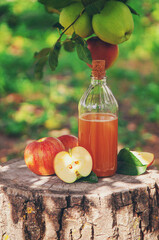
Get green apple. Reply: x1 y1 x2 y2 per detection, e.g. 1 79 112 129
54 146 93 183
92 1 134 44
130 151 154 168
59 2 93 38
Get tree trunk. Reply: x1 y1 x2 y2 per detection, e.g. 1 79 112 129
0 159 159 240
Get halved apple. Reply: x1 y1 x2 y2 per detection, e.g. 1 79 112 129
54 146 93 183
130 151 154 168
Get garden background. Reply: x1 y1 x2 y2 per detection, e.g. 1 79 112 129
0 0 159 166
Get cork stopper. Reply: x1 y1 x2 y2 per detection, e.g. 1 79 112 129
92 60 105 79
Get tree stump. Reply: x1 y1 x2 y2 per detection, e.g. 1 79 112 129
0 159 159 240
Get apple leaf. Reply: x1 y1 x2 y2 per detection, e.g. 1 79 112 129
71 33 85 45
117 148 147 175
38 0 75 9
49 41 61 71
126 5 140 16
34 48 50 59
118 148 145 166
117 161 147 175
81 0 99 6
116 1 139 16
76 43 92 64
73 35 92 64
78 171 98 183
84 0 105 16
63 40 75 52
53 22 64 30
118 0 129 3
34 56 48 79
71 32 76 39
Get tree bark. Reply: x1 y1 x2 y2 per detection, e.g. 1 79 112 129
0 159 159 240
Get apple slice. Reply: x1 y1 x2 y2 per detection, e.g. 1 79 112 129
54 146 93 183
130 151 154 168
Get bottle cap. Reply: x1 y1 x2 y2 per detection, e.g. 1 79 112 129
92 60 105 79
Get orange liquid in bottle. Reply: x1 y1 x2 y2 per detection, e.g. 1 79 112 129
78 112 118 177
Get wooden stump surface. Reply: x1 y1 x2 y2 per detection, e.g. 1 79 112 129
1 159 159 240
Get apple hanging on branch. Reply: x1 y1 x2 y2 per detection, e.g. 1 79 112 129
59 2 93 38
87 37 119 70
34 0 139 79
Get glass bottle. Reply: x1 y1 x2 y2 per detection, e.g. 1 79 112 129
78 60 118 177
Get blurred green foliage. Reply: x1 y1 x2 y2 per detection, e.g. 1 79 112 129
0 0 159 151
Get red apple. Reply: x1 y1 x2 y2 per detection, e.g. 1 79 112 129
58 135 78 152
87 37 119 70
24 137 65 175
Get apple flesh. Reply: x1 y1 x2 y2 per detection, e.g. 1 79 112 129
24 137 65 175
131 151 154 168
54 146 93 183
87 37 119 70
58 135 78 152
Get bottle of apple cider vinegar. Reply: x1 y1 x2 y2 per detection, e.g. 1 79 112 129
78 60 118 177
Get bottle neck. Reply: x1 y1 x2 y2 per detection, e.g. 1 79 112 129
91 76 107 85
